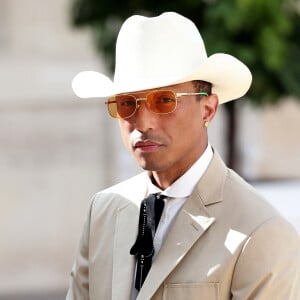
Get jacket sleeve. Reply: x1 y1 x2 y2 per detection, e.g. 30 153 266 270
66 200 94 300
231 216 300 299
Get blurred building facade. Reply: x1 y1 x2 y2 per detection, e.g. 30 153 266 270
0 0 299 298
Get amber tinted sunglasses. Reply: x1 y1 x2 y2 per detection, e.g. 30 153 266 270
105 90 208 119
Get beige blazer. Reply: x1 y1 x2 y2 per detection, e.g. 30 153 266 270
67 152 300 300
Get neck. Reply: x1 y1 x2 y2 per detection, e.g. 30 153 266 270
149 154 201 190
150 170 181 190
149 142 209 190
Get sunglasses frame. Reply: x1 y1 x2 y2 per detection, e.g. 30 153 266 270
105 90 209 119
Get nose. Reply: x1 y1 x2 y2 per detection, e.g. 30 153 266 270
133 100 156 132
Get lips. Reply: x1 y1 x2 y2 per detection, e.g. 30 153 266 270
134 140 162 152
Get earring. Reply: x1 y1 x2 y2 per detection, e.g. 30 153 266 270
204 121 209 128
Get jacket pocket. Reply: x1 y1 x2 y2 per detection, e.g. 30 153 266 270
163 282 219 300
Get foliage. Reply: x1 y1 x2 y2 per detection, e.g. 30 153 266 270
71 0 300 105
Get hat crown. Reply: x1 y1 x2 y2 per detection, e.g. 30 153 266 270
72 12 252 103
114 12 208 92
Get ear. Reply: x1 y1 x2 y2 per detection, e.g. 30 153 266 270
202 94 219 125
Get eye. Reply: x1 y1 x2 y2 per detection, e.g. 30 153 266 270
116 96 136 107
120 100 136 107
156 95 175 104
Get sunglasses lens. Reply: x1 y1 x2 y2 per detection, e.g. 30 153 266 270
107 90 177 118
107 95 137 118
147 91 177 114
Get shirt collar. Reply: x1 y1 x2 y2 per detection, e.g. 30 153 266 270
146 144 213 198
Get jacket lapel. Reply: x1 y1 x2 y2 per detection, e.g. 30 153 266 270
110 173 149 300
112 202 139 300
137 151 226 300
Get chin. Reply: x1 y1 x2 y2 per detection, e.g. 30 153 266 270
135 158 157 171
133 152 169 172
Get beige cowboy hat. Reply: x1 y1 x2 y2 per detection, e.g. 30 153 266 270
72 12 252 104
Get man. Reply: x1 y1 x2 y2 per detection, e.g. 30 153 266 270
67 12 300 300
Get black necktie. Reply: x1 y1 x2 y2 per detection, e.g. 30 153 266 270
130 193 165 291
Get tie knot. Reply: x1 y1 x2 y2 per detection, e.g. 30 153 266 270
146 192 166 201
154 192 166 201
144 193 165 229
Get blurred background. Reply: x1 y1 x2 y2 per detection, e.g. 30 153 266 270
0 0 299 299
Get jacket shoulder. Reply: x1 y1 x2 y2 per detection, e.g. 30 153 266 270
91 172 148 210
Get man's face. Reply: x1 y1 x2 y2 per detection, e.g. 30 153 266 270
118 81 218 185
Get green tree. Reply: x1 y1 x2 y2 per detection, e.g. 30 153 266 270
71 0 300 171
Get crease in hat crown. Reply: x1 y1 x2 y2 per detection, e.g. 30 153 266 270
72 12 252 104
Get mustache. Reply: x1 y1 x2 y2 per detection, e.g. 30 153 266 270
129 130 165 147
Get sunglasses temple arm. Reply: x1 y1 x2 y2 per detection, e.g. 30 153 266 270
176 92 208 97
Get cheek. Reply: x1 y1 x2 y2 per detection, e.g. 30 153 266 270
174 106 204 140
118 120 133 150
175 106 200 130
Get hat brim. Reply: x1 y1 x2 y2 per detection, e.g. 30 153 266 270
72 53 252 104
